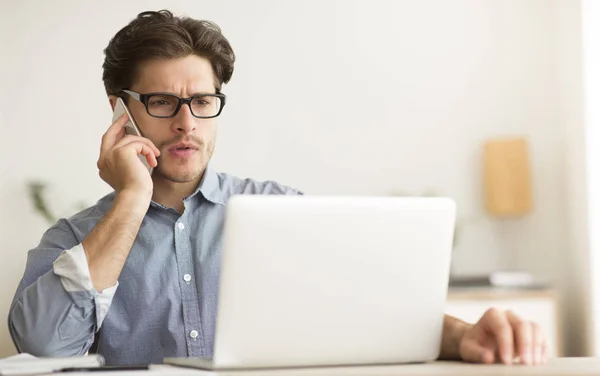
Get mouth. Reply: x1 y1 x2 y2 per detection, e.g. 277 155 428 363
168 143 199 152
165 142 200 159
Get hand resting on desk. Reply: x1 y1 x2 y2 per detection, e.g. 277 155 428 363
443 308 547 365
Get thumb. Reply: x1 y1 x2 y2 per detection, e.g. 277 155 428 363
460 340 496 364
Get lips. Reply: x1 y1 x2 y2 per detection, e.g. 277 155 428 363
166 142 199 159
168 143 199 151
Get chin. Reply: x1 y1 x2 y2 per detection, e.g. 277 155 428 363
155 165 205 184
154 151 212 183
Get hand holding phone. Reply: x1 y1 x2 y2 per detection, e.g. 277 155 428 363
96 99 160 195
111 98 154 174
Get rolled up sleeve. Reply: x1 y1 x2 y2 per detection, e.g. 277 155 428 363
8 219 116 356
53 244 118 329
9 269 96 356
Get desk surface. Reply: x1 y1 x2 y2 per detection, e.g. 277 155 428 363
53 358 600 375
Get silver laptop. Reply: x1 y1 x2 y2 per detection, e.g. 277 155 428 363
164 195 455 370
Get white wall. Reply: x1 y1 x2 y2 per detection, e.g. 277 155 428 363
0 5 23 357
582 0 600 357
552 0 590 357
0 0 580 356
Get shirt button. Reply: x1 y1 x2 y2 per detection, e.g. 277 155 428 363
177 222 185 230
190 330 199 339
183 274 192 283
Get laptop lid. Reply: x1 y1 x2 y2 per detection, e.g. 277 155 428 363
180 195 455 370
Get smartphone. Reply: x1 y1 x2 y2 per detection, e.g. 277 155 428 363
60 365 149 372
112 97 154 174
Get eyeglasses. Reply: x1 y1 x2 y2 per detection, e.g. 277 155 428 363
120 89 226 119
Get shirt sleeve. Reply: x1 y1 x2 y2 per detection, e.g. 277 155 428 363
8 219 109 356
53 243 119 329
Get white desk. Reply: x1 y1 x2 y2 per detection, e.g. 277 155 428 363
46 358 600 375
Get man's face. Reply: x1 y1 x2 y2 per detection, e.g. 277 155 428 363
120 55 219 184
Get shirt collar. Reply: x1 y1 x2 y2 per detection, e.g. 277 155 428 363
186 165 225 205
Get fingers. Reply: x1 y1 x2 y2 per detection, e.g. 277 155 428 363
114 142 159 168
101 113 130 154
542 334 549 364
506 310 547 365
114 135 161 156
129 142 159 168
533 323 546 364
480 349 495 364
508 313 533 364
460 340 495 364
460 308 548 366
98 132 161 173
482 308 514 364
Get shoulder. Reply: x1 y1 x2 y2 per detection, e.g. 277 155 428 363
39 192 115 248
21 192 116 286
216 172 303 198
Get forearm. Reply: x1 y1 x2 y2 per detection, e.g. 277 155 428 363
9 271 95 356
83 190 150 290
438 314 472 360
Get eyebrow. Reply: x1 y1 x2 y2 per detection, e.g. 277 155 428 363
144 89 220 96
191 90 219 96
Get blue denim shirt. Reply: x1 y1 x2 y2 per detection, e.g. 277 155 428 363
8 168 302 365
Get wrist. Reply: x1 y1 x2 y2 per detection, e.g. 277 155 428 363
115 189 152 213
439 315 473 360
453 321 472 347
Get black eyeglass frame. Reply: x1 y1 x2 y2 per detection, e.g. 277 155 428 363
119 89 227 119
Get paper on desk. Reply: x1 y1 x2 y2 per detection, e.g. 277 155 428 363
0 353 105 375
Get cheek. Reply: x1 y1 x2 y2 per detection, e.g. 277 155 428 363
131 110 160 137
141 129 167 148
129 102 151 125
137 119 171 146
196 122 218 143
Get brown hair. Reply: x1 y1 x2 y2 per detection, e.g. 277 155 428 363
102 10 235 95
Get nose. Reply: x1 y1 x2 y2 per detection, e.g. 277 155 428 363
171 103 197 134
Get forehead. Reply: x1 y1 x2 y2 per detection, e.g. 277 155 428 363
132 55 216 94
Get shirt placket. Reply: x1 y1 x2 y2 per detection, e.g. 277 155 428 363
173 217 206 356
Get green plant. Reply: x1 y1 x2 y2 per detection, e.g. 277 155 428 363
27 180 87 225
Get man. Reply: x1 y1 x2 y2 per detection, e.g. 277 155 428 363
9 10 547 366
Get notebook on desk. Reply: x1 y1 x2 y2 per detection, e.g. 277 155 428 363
0 353 104 375
165 195 456 371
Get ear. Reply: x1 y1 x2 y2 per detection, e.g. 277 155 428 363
108 95 118 111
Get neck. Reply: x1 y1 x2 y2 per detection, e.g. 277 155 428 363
151 172 204 214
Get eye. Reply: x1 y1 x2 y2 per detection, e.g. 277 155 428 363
193 98 211 106
149 99 172 106
148 95 177 107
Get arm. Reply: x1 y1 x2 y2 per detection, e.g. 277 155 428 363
8 224 103 356
9 264 96 356
438 314 472 361
83 190 150 290
9 189 148 356
9 111 159 355
85 109 159 290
